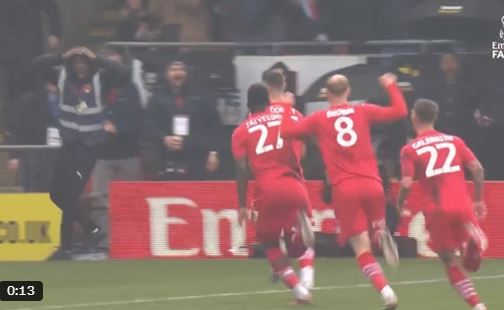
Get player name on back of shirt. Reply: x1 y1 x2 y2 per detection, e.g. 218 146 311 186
412 134 455 149
245 113 282 129
326 107 355 118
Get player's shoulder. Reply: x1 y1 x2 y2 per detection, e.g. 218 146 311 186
434 131 466 146
352 101 375 111
232 121 248 139
310 108 328 118
352 101 369 108
449 134 466 144
400 142 414 156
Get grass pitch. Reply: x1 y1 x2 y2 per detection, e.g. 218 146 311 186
0 258 503 310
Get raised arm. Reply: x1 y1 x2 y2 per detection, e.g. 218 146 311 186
364 73 408 124
459 139 486 219
280 109 317 140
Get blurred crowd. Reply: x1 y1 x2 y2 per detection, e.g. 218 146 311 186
1 0 504 193
114 0 417 43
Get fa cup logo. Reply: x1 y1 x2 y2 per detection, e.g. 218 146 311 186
492 17 504 59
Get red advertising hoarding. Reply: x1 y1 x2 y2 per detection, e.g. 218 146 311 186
110 181 504 259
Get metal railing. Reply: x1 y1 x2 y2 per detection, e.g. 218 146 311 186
0 145 60 193
106 39 461 58
0 145 60 151
107 39 457 48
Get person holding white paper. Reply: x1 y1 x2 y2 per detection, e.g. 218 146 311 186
143 61 221 180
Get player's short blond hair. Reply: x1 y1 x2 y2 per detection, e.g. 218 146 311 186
326 74 349 97
413 99 439 123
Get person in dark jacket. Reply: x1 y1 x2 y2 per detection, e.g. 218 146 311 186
91 49 143 247
143 61 221 180
5 79 60 192
115 0 161 42
27 46 130 259
0 0 62 129
418 53 477 138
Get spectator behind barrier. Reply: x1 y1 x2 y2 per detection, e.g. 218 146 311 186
142 61 221 180
90 48 144 248
417 53 478 140
115 0 162 42
207 0 286 42
92 50 143 193
0 0 62 132
5 79 60 192
148 0 210 42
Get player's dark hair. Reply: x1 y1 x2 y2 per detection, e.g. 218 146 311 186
247 83 270 112
166 60 187 71
263 70 285 89
413 99 439 123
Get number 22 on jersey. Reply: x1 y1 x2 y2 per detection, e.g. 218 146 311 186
416 142 461 178
248 121 284 155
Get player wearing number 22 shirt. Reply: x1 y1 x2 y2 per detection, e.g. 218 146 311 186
280 73 407 310
398 99 487 310
232 83 313 303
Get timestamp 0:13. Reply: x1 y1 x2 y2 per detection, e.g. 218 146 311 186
0 281 43 301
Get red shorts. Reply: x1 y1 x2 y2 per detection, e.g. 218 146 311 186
254 178 310 243
425 208 480 253
332 178 385 245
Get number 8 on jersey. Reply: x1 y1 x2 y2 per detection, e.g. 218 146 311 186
335 116 358 147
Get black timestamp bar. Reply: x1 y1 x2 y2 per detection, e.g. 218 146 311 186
0 281 43 301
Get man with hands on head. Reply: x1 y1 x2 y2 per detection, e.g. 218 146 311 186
27 46 130 259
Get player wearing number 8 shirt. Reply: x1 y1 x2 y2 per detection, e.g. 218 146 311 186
398 99 487 310
232 84 312 303
280 73 407 310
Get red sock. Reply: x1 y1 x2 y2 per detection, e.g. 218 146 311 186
266 247 300 289
298 247 314 268
357 252 388 292
279 267 300 289
446 264 481 307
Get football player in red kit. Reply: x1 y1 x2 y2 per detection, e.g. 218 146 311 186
263 69 315 289
264 69 296 108
398 99 487 310
232 84 313 303
280 73 407 309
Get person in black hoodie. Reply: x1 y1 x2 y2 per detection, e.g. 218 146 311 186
27 46 130 259
91 49 143 246
143 61 221 180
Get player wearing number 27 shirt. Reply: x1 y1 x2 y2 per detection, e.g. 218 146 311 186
232 84 313 303
280 73 407 310
397 99 487 310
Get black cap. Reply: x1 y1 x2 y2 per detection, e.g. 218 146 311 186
247 83 269 110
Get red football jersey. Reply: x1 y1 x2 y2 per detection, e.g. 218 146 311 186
400 130 477 213
280 83 407 186
232 104 305 185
